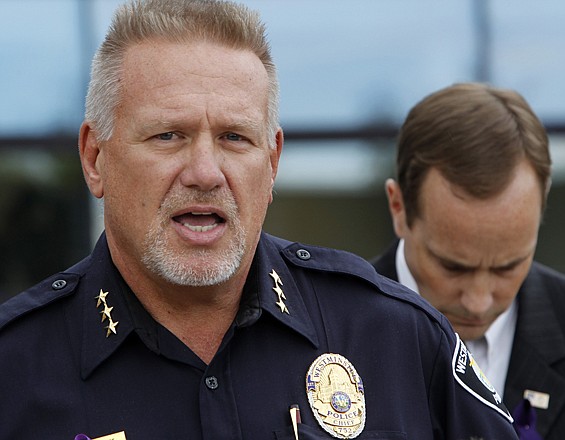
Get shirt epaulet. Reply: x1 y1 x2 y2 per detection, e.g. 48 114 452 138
275 235 447 329
0 271 80 332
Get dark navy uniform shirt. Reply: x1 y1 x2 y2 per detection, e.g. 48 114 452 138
0 232 518 439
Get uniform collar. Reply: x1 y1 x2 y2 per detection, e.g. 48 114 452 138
80 234 138 379
240 233 319 348
80 232 319 378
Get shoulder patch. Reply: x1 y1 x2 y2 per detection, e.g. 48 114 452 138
452 334 513 423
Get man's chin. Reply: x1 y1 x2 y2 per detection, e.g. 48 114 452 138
455 326 489 342
156 263 236 287
143 246 244 287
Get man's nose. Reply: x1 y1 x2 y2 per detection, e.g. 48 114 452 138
178 136 226 191
460 272 495 316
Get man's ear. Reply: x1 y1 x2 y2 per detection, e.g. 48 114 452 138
268 128 284 204
79 122 104 199
385 178 409 238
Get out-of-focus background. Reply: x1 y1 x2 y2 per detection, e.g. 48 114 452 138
2 0 565 302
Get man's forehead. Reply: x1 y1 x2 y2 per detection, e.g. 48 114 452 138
117 40 269 113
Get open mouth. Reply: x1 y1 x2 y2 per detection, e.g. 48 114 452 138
173 212 225 232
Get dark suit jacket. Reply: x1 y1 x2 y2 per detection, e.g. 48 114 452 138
371 240 565 440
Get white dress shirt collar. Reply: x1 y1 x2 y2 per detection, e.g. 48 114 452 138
396 239 419 293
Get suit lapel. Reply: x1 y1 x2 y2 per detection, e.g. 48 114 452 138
504 263 565 438
370 240 400 281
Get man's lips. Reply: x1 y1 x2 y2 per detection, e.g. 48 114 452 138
449 316 490 328
173 212 225 232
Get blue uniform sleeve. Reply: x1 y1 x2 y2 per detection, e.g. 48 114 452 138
429 326 518 439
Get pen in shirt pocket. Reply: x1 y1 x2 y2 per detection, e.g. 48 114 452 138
290 404 301 440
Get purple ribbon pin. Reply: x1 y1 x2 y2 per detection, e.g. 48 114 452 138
512 399 543 440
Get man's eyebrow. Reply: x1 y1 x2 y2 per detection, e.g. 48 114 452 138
492 254 531 271
429 247 531 271
138 118 264 133
433 253 475 271
138 120 178 133
223 118 263 133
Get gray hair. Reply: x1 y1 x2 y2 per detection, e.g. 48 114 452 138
84 0 280 147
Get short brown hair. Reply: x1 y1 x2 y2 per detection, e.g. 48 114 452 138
396 82 551 226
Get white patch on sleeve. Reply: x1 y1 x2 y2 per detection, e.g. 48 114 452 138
452 333 513 423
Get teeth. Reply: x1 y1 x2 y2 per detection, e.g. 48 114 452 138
182 223 218 232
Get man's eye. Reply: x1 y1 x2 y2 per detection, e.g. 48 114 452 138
494 265 518 275
156 132 175 141
225 132 243 141
443 264 468 273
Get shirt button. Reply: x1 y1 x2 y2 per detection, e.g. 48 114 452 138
51 279 67 290
296 249 311 260
205 376 219 390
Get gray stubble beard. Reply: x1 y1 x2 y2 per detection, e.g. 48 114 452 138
141 189 247 287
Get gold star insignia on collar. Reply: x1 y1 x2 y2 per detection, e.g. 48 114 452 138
100 304 114 322
95 289 119 337
269 269 289 314
95 289 109 307
105 319 119 337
